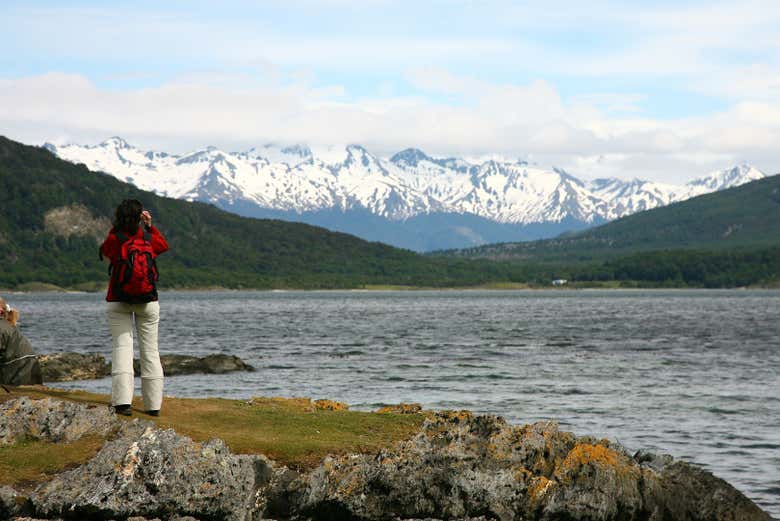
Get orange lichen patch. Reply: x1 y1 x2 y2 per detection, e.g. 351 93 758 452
557 443 640 482
512 465 532 482
313 399 349 411
527 475 554 501
436 410 474 422
376 403 423 414
336 472 365 497
564 443 620 467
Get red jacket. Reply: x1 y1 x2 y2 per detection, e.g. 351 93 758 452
100 225 169 302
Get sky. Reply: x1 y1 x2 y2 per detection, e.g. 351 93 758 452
1 0 779 182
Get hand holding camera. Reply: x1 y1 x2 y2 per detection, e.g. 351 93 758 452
141 210 152 229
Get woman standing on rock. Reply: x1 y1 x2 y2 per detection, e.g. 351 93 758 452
100 199 169 417
0 297 43 386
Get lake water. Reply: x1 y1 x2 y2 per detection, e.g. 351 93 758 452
8 289 780 516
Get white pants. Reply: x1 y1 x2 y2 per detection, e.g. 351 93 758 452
107 301 164 410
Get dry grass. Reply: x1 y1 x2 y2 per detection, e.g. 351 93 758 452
0 386 424 481
0 436 105 487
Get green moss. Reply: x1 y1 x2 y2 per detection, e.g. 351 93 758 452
0 436 105 487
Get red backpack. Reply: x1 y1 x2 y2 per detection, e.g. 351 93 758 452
110 230 159 303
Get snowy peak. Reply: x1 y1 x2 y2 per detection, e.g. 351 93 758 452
101 136 131 150
389 148 433 167
245 143 313 165
687 164 765 192
45 137 768 228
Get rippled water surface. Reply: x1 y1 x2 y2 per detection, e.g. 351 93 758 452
11 290 780 515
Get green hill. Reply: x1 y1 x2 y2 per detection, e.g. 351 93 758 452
433 175 780 288
0 136 506 290
446 174 780 263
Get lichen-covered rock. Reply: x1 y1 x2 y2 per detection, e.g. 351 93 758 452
11 514 203 520
313 399 349 411
30 421 271 521
127 515 198 521
0 397 117 445
639 456 771 521
396 518 493 521
0 485 23 519
543 442 643 519
376 403 423 415
4 396 771 521
283 411 771 521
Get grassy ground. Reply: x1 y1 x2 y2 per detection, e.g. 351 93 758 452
0 386 425 487
0 435 106 487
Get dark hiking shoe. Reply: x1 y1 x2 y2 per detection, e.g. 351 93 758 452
145 410 160 417
113 404 132 416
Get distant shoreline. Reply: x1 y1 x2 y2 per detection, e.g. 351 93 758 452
2 282 778 294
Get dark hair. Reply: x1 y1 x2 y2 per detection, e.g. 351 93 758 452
113 199 143 234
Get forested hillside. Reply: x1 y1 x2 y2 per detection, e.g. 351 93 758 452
1 136 777 290
445 174 780 263
0 136 504 289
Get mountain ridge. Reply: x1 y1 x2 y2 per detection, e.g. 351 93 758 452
441 173 780 262
45 138 766 250
2 135 778 289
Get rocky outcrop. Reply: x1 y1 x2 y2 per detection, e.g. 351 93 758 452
0 485 22 519
0 396 118 445
39 353 254 382
42 204 110 243
0 397 772 521
0 397 269 520
32 422 271 521
268 411 771 521
38 353 110 382
150 354 255 376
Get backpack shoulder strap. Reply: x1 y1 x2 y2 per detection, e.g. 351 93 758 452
115 231 129 245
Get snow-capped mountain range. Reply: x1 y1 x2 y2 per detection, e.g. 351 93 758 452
44 137 767 251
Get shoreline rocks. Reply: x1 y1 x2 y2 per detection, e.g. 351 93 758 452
39 353 254 382
275 411 770 521
0 396 772 521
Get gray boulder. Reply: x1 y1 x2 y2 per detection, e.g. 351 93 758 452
0 485 24 519
148 354 255 376
0 397 118 445
639 455 773 521
31 421 272 521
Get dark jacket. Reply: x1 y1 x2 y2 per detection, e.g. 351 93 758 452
0 319 42 386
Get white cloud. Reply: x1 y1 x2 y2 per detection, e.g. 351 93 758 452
2 71 779 183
